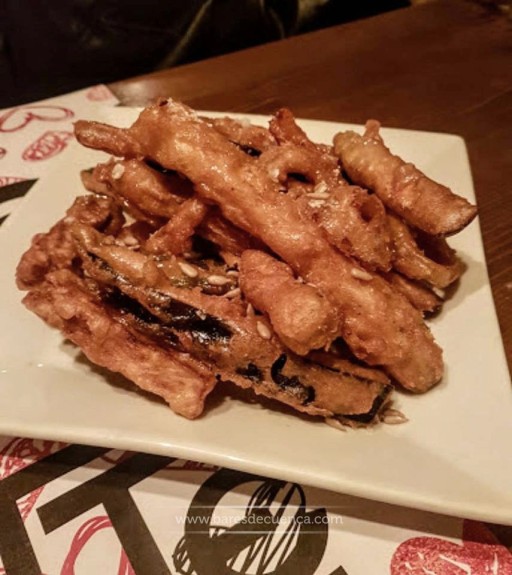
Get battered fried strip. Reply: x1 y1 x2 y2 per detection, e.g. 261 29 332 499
75 103 443 392
16 195 124 290
74 120 141 157
333 121 477 236
388 213 464 288
268 109 392 270
79 152 262 258
296 185 392 271
82 168 162 228
206 117 277 153
199 209 266 256
89 158 193 220
258 137 392 270
269 108 312 147
22 269 216 419
382 272 442 315
72 224 392 420
268 108 340 177
145 198 209 255
239 250 339 355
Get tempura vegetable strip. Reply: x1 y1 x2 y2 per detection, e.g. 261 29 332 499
16 195 124 290
333 121 477 236
206 117 277 153
388 213 464 288
382 272 442 315
91 158 192 219
239 250 338 355
145 198 209 255
198 210 265 256
23 269 216 419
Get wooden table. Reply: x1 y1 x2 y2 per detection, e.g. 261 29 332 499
110 0 512 374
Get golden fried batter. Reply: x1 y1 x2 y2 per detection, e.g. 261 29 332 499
334 121 477 236
239 250 338 355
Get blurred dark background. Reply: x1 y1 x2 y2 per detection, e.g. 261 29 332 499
0 0 410 108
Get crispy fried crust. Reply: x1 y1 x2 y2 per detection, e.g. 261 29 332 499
23 270 216 419
144 197 209 255
333 121 477 236
382 272 442 315
388 213 464 288
239 250 338 355
16 195 124 290
265 111 393 271
206 116 277 153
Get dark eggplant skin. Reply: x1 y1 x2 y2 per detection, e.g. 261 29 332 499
102 284 232 347
342 385 393 424
81 245 390 424
270 353 315 405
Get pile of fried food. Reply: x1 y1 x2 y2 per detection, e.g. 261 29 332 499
16 99 477 427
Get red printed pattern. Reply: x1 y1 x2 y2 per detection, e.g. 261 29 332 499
0 176 26 187
0 105 74 133
22 130 74 162
86 85 116 102
391 519 512 574
60 516 134 575
0 438 66 520
0 148 6 159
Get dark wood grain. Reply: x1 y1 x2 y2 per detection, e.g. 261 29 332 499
110 0 512 375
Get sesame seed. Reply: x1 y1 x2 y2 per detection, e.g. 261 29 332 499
246 303 254 317
325 418 347 432
432 286 445 299
207 274 230 286
111 163 125 180
226 269 239 277
256 321 272 340
178 262 198 278
224 287 241 299
122 235 138 246
308 199 326 209
380 408 408 425
313 181 328 194
307 191 330 200
268 167 280 182
351 267 373 281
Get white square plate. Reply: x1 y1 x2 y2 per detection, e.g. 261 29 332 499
1 108 511 524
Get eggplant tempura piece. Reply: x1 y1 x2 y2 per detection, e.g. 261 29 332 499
16 195 124 290
23 269 216 419
382 272 442 315
71 223 392 421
